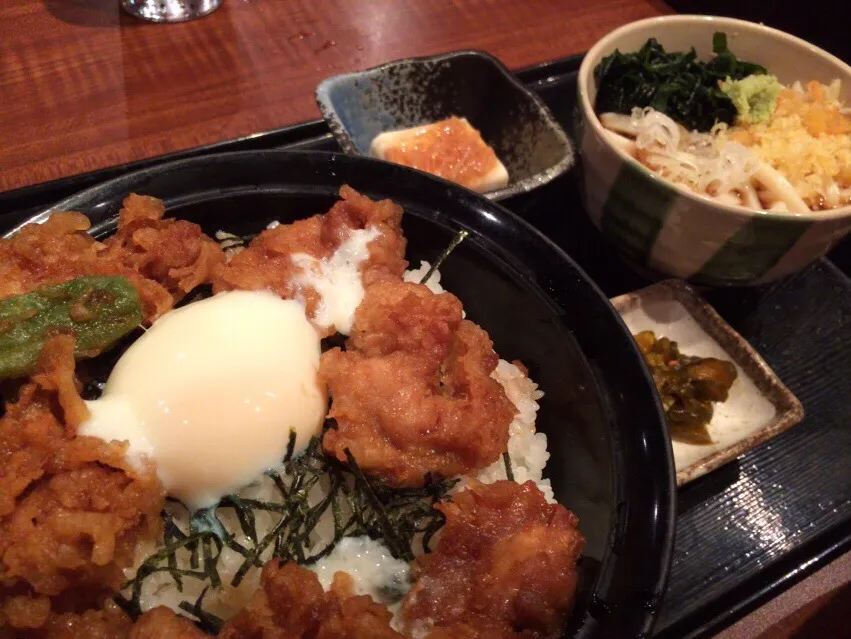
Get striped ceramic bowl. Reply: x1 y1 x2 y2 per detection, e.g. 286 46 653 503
576 15 851 286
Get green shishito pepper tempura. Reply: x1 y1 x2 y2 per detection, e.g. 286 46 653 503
0 275 142 379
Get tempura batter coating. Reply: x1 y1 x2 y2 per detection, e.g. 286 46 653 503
212 186 407 335
218 560 404 639
0 336 164 630
0 194 224 323
402 480 584 639
321 280 516 487
100 194 225 309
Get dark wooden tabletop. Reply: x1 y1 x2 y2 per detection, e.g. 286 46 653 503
1 0 670 192
0 1 848 637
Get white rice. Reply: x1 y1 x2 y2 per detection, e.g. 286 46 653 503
124 262 551 623
310 536 410 604
214 230 245 261
403 259 445 294
477 360 553 503
215 221 281 262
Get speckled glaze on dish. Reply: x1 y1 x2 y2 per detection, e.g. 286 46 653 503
611 279 804 485
315 50 574 201
576 15 851 286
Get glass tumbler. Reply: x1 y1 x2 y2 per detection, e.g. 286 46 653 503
121 0 223 23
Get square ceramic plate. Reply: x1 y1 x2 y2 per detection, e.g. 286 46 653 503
611 279 804 485
315 50 574 201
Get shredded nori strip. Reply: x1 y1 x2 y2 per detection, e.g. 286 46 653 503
421 230 469 285
594 32 766 132
179 588 225 634
344 448 410 560
503 452 515 482
118 424 457 630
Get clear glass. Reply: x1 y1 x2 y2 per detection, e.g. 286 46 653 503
120 0 223 23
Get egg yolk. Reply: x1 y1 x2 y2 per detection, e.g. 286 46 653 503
80 291 327 510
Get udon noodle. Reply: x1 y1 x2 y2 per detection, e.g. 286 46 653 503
600 80 851 213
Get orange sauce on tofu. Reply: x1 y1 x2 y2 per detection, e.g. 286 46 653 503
382 117 501 188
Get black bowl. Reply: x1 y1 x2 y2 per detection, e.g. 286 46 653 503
14 150 675 638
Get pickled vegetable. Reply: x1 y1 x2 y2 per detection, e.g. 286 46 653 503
0 276 142 379
633 330 738 445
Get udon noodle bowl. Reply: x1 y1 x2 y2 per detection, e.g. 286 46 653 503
596 37 851 213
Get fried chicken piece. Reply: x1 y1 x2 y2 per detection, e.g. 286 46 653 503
0 336 165 630
100 194 225 307
321 280 516 487
422 622 519 639
4 602 197 639
218 560 404 639
130 607 208 639
212 186 407 336
1 594 51 631
0 194 224 323
402 480 584 639
28 602 133 639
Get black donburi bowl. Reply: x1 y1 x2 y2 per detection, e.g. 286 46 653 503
16 150 675 638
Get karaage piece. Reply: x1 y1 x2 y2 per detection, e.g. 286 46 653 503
25 602 133 639
0 194 224 323
0 336 164 630
422 623 519 639
321 280 516 487
212 186 407 336
218 560 404 639
402 480 585 639
5 602 198 639
0 595 51 631
129 607 209 639
99 194 225 306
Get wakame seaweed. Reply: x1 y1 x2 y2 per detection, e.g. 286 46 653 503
594 32 766 132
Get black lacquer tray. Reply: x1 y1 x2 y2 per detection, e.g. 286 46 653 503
2 55 850 639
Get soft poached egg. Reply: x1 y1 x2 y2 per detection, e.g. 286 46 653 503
80 290 327 510
370 117 510 193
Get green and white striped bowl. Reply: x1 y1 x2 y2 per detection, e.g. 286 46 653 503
577 16 851 286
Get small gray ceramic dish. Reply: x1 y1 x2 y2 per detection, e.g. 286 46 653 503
611 279 804 486
315 50 574 201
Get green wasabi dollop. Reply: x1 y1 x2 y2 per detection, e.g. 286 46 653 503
720 74 782 124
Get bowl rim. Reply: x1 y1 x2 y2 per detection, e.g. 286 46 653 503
10 148 676 637
577 14 851 222
314 49 575 202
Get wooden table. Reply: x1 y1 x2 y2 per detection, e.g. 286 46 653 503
1 0 669 192
0 0 847 637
